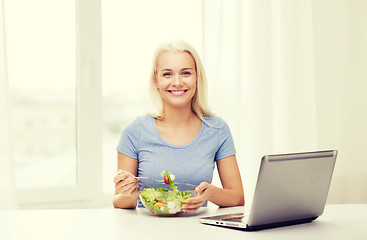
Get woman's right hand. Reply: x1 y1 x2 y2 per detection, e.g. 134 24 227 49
113 169 139 196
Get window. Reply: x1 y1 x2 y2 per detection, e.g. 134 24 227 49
6 0 76 190
5 0 102 205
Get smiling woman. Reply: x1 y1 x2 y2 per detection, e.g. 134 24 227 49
113 40 244 211
101 0 203 195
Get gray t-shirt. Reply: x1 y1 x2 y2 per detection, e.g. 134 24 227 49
116 114 236 207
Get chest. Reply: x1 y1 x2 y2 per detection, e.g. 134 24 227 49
136 123 220 181
137 141 217 185
156 121 202 146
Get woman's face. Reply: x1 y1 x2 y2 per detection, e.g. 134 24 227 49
155 51 197 110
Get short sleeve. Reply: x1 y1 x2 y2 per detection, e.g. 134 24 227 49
215 121 236 160
116 118 141 159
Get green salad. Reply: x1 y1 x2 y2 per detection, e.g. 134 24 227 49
139 170 192 216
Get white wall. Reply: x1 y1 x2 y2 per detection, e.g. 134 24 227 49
313 0 367 203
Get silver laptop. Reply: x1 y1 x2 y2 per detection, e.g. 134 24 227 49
199 150 338 231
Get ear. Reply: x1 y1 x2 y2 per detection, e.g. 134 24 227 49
154 73 159 89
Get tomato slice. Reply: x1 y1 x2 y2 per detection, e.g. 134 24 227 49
164 175 169 184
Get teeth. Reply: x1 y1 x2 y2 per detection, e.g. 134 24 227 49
171 90 185 95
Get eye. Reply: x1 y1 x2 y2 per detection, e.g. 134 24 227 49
182 71 191 76
163 72 172 77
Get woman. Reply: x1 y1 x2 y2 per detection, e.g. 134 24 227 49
113 40 244 213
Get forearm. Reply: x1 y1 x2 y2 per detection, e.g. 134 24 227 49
113 193 138 209
207 184 244 207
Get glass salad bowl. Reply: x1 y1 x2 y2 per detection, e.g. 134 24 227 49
138 172 196 217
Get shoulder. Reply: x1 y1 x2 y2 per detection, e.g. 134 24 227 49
123 114 153 133
127 114 153 127
203 115 233 142
203 115 229 129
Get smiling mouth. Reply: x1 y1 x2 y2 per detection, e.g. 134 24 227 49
168 90 188 96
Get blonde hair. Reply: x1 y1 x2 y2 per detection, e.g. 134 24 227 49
149 40 213 121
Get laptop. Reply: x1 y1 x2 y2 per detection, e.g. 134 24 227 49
199 150 338 231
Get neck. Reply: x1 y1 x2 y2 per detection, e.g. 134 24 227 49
161 105 196 126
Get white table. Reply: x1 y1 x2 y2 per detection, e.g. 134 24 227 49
0 204 366 240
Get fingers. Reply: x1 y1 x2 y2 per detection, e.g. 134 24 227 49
114 170 127 183
195 182 209 194
182 200 205 213
117 181 139 195
184 194 206 205
114 170 139 196
115 176 138 188
116 179 139 196
114 169 136 183
182 182 210 213
116 177 138 190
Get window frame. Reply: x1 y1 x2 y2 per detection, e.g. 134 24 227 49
16 0 102 205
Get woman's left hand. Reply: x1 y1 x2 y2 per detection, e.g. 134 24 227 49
182 182 212 213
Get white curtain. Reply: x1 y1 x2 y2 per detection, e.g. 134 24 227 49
0 0 17 209
203 0 367 204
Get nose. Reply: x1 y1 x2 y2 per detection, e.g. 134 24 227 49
172 74 183 87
